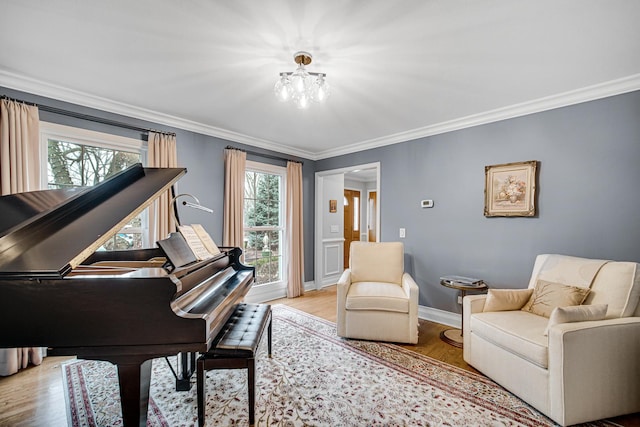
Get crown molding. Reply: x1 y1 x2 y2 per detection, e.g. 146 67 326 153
314 73 640 160
0 69 316 160
2 69 639 162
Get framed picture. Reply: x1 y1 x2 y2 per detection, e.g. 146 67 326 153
329 199 337 213
484 160 538 217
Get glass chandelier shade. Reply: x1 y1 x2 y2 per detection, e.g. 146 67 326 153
274 52 330 109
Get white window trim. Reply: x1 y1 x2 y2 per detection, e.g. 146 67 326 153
40 122 145 185
243 160 288 301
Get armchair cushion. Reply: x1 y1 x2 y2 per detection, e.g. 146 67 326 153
529 255 640 318
345 281 409 313
543 304 608 336
472 310 549 368
587 261 640 318
349 241 403 284
521 279 590 317
483 288 533 312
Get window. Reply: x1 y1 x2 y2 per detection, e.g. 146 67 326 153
40 123 145 250
243 161 285 286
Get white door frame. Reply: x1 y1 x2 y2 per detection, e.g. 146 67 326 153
314 162 380 289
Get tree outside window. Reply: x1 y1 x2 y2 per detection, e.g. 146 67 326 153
243 164 284 286
46 136 142 251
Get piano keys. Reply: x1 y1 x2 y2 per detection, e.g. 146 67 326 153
0 164 255 427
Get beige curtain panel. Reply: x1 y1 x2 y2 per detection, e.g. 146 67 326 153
148 131 178 243
0 99 41 194
0 99 44 376
286 161 305 298
223 148 246 248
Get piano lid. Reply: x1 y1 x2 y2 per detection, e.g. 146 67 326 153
0 163 186 279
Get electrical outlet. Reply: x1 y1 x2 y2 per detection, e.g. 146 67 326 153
457 295 463 305
399 228 406 238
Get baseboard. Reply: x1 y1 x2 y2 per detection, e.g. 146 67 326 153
245 281 318 303
418 305 461 329
244 283 285 304
318 274 342 288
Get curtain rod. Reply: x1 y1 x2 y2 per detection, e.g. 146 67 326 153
226 145 303 164
1 94 176 136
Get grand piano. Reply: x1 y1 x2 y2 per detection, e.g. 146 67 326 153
0 164 255 426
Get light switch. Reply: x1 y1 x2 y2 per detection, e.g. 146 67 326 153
399 228 406 238
330 225 339 233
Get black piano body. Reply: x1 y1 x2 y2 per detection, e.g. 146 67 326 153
0 164 254 427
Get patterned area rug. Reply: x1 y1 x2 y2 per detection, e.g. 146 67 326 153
62 305 620 426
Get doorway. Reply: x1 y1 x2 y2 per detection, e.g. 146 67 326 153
314 162 380 288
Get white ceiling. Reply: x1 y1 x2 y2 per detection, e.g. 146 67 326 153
1 1 639 160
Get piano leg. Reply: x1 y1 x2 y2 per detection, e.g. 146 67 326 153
115 359 152 427
176 351 196 391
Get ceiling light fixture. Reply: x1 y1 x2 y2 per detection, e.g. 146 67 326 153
274 51 330 109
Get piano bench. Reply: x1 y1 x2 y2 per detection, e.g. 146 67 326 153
197 303 272 427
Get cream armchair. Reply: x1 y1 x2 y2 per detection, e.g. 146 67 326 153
337 242 419 344
463 254 640 426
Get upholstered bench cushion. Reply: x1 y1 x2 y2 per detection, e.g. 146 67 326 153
471 310 549 368
205 303 271 358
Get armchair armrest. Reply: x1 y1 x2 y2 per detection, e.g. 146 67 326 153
336 269 352 337
337 269 352 296
462 294 487 361
401 272 419 302
463 294 487 315
548 317 640 425
402 272 420 344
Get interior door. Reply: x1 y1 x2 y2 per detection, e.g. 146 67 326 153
368 191 377 242
343 189 361 268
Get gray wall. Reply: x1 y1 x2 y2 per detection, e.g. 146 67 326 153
316 91 640 313
323 174 344 239
0 86 317 282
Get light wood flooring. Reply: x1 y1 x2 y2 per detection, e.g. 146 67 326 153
0 285 637 426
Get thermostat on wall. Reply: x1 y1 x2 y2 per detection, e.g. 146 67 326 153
421 199 434 208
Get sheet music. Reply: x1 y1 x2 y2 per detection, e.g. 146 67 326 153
178 225 214 261
190 224 221 256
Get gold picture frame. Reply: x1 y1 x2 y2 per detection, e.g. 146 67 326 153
484 160 538 217
329 199 337 213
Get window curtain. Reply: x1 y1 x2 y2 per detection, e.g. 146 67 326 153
0 99 45 376
147 131 178 244
223 148 246 248
286 161 305 298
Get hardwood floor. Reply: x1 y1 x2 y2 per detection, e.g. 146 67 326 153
0 285 637 426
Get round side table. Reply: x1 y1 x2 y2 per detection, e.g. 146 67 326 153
439 279 488 348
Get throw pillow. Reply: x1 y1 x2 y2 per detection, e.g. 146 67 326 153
482 288 534 312
544 304 608 336
521 279 590 318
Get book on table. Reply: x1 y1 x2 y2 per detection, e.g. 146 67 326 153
440 275 485 287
